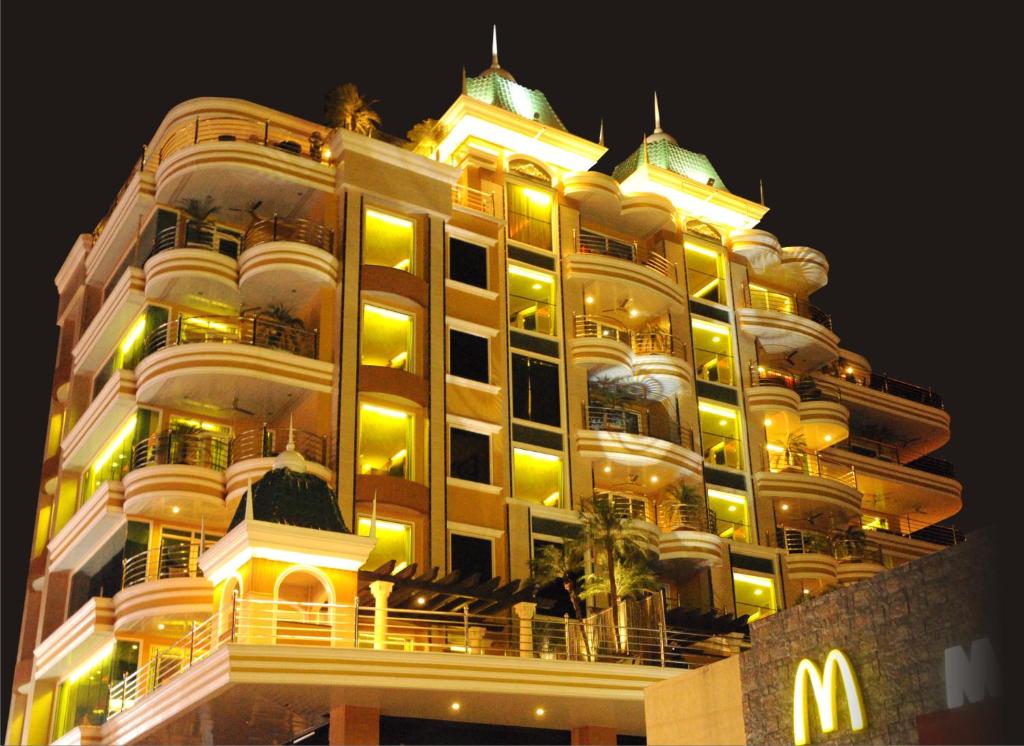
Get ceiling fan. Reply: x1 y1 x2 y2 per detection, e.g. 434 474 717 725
225 200 264 222
600 297 632 315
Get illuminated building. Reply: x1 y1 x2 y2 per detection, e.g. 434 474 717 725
6 31 963 745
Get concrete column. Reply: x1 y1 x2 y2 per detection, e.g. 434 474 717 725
571 725 617 745
513 601 537 658
21 680 56 746
329 701 380 746
369 580 393 650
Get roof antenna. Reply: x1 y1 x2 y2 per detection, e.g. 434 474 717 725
598 119 605 147
759 178 766 205
491 25 500 69
461 65 467 94
286 414 296 452
653 91 663 134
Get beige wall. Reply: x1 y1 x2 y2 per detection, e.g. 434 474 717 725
644 654 746 746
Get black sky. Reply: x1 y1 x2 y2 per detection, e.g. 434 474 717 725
2 5 1016 731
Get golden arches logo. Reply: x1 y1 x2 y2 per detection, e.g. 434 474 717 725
792 649 866 745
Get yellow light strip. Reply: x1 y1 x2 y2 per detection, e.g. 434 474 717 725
698 401 738 419
683 242 721 258
691 318 730 335
357 517 409 533
364 304 411 322
707 489 747 505
120 316 148 355
390 351 409 366
733 572 773 588
361 403 410 419
65 642 115 684
366 209 413 228
521 187 552 206
508 265 554 284
514 447 560 462
691 278 720 299
390 449 408 462
92 415 138 472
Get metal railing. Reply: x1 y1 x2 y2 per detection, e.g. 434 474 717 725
862 514 964 546
228 426 331 467
746 288 833 330
777 527 884 564
451 184 495 216
241 216 334 253
152 220 242 257
749 364 841 403
764 447 857 488
573 314 631 345
573 315 688 360
121 541 203 589
145 314 319 359
131 430 230 471
824 365 944 409
632 329 689 359
657 501 717 534
598 491 654 523
831 538 884 565
575 230 677 281
831 435 955 477
584 404 693 449
151 116 327 168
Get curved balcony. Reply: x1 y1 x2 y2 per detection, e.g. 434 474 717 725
747 365 849 450
562 171 676 236
655 501 724 568
135 315 333 416
833 539 885 584
113 542 213 633
754 447 862 526
570 316 633 378
563 231 686 313
238 217 338 308
727 229 781 274
144 220 241 311
777 528 839 588
122 430 230 526
576 405 702 483
737 293 838 372
224 426 334 503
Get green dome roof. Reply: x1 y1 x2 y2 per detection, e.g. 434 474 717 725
612 137 728 192
229 467 349 533
465 70 567 131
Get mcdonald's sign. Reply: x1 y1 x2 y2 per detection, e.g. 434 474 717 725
792 649 866 745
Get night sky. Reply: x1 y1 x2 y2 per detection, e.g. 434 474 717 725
2 6 1013 731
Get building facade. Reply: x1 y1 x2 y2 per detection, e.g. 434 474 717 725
6 40 964 745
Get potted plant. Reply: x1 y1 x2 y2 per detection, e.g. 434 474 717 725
251 304 306 355
177 197 220 249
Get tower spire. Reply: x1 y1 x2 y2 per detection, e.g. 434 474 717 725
598 119 605 147
492 25 499 68
287 414 296 452
461 65 467 94
654 91 663 134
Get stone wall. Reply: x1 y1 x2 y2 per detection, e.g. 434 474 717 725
739 528 1002 744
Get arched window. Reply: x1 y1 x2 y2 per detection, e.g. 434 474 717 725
274 567 335 646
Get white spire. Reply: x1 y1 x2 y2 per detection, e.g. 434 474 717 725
273 416 307 472
492 25 499 68
369 490 378 539
287 415 296 451
245 477 254 521
598 119 605 147
654 91 663 134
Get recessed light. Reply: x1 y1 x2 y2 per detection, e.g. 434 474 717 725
845 367 854 374
603 465 612 473
157 623 165 630
718 419 728 427
532 283 542 290
650 475 659 483
764 418 773 427
585 296 594 304
803 588 810 595
781 504 789 511
451 702 461 711
728 505 737 512
712 336 721 343
824 434 833 442
171 506 180 514
535 708 546 717
417 596 427 605
629 309 639 318
754 589 763 596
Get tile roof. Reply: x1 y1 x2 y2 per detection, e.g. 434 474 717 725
612 137 728 191
465 72 567 131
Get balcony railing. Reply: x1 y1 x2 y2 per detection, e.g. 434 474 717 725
777 527 883 564
152 219 242 258
584 404 693 449
121 541 203 589
451 184 495 216
228 426 331 467
746 289 833 331
241 216 334 254
108 597 750 717
598 491 654 523
825 365 944 409
831 538 884 565
656 501 717 534
830 436 955 478
575 230 677 281
632 329 689 360
573 315 688 360
573 314 632 346
862 514 964 546
150 116 328 169
749 364 842 403
145 315 319 359
131 430 230 472
764 447 857 488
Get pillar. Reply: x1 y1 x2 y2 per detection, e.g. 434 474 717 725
571 725 618 745
514 601 536 658
369 580 393 650
329 701 380 746
22 680 56 746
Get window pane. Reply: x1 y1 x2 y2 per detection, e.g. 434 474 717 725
450 428 490 483
362 305 413 371
513 448 562 506
357 516 412 572
732 571 777 622
508 265 556 336
691 317 733 385
450 237 487 288
451 534 493 581
685 245 724 303
507 184 552 249
708 489 750 543
512 355 561 427
93 306 169 398
365 209 414 272
358 404 412 478
699 401 743 469
81 410 156 502
449 330 489 383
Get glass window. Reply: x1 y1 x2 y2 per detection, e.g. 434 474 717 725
506 183 552 249
513 448 562 506
512 354 561 427
708 489 750 543
361 304 413 371
508 264 557 336
358 403 412 478
732 571 777 622
450 534 493 581
357 516 412 572
684 244 726 304
691 318 734 385
53 640 139 739
80 410 156 503
699 401 744 470
449 237 488 289
449 428 490 484
364 209 414 272
93 306 169 398
449 330 489 383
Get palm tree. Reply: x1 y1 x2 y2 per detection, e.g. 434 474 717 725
578 493 656 642
324 83 381 135
528 541 591 657
664 481 705 531
580 546 661 603
405 118 447 156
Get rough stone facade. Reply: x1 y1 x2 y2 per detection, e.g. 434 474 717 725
739 529 1002 745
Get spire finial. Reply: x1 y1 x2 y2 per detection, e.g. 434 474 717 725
492 25 499 68
370 490 378 539
461 65 467 94
598 119 605 147
287 414 296 452
759 178 766 206
654 91 663 134
245 477 254 521
642 132 648 164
